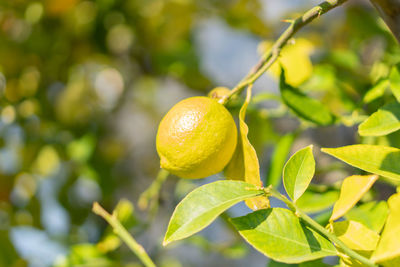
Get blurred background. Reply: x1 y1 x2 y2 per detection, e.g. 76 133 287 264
0 0 399 266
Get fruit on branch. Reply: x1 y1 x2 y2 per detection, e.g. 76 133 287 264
156 96 237 179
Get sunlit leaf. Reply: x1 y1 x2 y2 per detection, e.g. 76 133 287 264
225 85 269 210
389 64 400 102
321 145 400 181
345 201 389 233
332 220 380 267
371 193 400 266
332 220 379 251
280 70 335 126
230 208 337 263
359 102 400 136
267 259 297 267
363 79 389 104
330 174 378 221
260 38 314 86
266 133 295 188
283 146 315 202
296 190 339 214
224 136 245 181
163 180 264 245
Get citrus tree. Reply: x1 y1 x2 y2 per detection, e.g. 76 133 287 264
89 0 400 266
1 0 400 266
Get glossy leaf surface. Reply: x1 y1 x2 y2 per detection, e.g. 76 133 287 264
283 146 315 202
296 190 339 214
225 85 268 210
163 181 264 245
280 70 335 126
231 208 337 263
371 193 400 266
345 201 389 233
321 145 400 181
332 220 379 251
359 102 400 136
330 174 378 221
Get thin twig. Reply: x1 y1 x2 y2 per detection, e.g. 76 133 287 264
93 202 157 267
222 0 349 104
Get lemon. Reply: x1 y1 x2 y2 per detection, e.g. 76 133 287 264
156 96 237 179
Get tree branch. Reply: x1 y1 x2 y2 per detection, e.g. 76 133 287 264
93 202 157 267
370 0 400 43
221 0 349 104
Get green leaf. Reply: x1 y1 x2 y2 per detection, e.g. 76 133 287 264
296 190 339 214
363 79 389 104
345 201 389 233
224 135 245 181
299 259 328 267
267 259 297 267
321 145 400 181
371 193 400 266
163 180 264 245
225 85 268 210
231 208 337 263
332 220 380 267
332 220 379 252
266 133 296 188
283 146 315 202
389 64 400 102
280 70 335 126
330 174 378 221
359 102 400 136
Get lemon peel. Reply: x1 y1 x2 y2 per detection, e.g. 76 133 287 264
156 96 237 179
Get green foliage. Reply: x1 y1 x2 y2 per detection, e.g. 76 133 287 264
322 145 400 181
296 190 339 214
267 133 296 188
330 175 378 221
389 64 400 102
2 0 400 266
359 102 400 136
230 208 337 263
163 181 264 245
280 70 336 126
224 86 268 210
332 220 380 266
345 201 389 233
363 79 390 104
283 145 315 202
331 220 379 252
55 244 113 267
371 193 400 266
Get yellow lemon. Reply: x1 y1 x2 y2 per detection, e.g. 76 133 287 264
156 96 237 179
